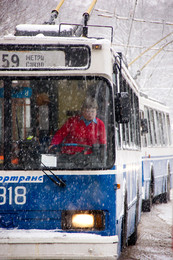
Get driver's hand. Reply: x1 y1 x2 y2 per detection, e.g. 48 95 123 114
48 145 54 151
48 144 61 154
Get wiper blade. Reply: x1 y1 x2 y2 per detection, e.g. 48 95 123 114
41 162 66 187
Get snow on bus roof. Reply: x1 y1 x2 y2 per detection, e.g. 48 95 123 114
15 24 73 37
16 24 73 32
140 91 166 106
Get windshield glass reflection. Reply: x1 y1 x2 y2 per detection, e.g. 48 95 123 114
1 77 114 170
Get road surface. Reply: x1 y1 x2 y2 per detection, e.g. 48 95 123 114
119 191 173 259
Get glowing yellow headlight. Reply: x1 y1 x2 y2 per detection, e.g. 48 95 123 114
61 210 105 230
72 214 94 228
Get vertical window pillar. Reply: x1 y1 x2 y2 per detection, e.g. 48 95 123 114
4 79 12 169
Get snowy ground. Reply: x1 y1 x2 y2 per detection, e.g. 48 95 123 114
119 190 173 260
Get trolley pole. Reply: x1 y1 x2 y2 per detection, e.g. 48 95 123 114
74 0 97 37
45 0 65 24
83 0 97 37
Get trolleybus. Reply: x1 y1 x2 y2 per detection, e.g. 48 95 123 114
0 1 143 257
0 24 143 259
140 92 173 212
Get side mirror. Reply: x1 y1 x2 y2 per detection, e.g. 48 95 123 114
141 118 148 135
115 92 130 123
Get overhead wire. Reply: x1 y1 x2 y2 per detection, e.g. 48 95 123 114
140 51 166 90
128 32 173 66
95 8 173 26
125 0 138 56
140 40 173 71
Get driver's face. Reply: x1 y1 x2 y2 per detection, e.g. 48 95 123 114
82 108 97 121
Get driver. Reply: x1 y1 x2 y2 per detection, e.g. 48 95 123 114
49 97 106 154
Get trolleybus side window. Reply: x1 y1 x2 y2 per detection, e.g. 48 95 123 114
155 110 161 146
153 110 158 145
121 79 129 147
113 61 121 149
147 108 152 146
130 88 134 146
144 106 172 148
162 113 168 145
150 109 156 146
166 114 172 145
120 78 140 150
159 112 165 145
135 94 140 146
140 110 147 147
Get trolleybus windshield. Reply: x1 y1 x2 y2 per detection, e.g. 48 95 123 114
0 77 114 170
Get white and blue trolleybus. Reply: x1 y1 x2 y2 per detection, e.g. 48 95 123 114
140 92 173 212
0 11 145 259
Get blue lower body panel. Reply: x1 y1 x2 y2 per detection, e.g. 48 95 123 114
0 173 116 237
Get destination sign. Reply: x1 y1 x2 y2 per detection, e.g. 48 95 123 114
0 50 65 69
0 44 90 70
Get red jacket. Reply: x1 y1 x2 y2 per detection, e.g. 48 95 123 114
51 116 106 154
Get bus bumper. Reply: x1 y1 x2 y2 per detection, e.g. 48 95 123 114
0 230 118 259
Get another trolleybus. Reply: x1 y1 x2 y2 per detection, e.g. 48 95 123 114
140 92 173 212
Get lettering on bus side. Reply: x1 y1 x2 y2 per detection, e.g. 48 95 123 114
0 175 43 183
0 176 43 206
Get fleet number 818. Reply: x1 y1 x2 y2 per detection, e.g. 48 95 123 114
0 186 26 205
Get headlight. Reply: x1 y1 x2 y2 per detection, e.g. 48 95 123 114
72 214 94 228
62 210 105 230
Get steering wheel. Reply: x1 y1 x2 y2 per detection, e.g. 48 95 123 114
49 143 92 153
49 143 93 167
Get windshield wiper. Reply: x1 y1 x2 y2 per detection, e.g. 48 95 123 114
41 162 66 187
